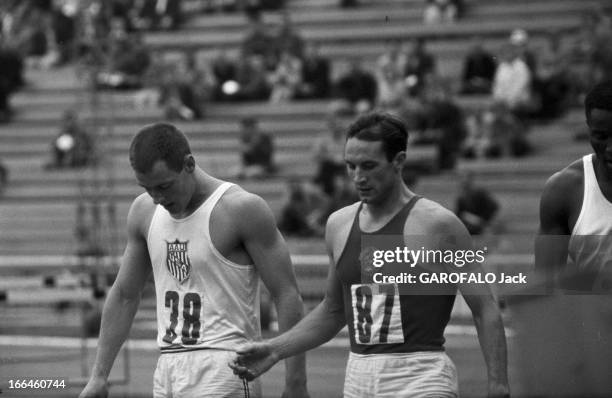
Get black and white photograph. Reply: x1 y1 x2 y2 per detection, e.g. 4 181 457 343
1 0 612 397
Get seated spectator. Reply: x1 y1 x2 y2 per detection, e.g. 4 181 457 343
240 10 276 70
376 40 407 84
531 30 571 119
423 0 462 25
403 38 436 97
278 179 326 237
45 110 95 170
0 42 23 122
211 49 238 100
455 170 500 235
159 53 213 120
51 2 77 64
273 10 304 60
312 111 347 196
333 59 377 114
462 102 531 159
96 20 151 89
422 83 466 170
221 54 270 101
509 28 536 74
492 43 533 121
236 117 276 178
19 6 60 69
375 40 408 112
460 37 497 95
295 42 330 99
129 0 182 30
269 50 302 103
376 62 407 113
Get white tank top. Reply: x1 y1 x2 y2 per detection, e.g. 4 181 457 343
147 182 261 353
568 154 612 273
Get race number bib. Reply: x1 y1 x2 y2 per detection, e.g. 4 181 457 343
351 283 404 345
162 290 202 345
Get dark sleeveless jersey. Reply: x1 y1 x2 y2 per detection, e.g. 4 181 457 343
336 196 457 354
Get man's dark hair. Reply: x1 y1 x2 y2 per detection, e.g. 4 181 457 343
345 112 408 161
585 81 612 121
129 123 191 173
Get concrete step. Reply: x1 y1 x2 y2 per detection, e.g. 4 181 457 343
143 15 581 50
183 0 595 30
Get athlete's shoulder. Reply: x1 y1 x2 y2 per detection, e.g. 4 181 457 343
326 201 361 231
127 192 157 235
215 184 276 234
541 157 585 206
220 184 270 214
409 197 466 236
548 157 584 189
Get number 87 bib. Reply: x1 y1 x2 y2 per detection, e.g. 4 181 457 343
351 283 405 345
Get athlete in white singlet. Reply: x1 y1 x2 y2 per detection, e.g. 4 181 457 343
537 82 612 286
79 123 309 398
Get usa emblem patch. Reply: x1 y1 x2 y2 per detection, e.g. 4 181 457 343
166 239 192 283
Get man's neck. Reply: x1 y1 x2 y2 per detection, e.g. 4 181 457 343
183 169 222 215
362 182 414 220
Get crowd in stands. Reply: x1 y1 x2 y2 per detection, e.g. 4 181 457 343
2 1 612 228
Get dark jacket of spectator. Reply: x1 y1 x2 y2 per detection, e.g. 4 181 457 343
461 41 497 94
240 118 275 174
455 173 499 235
404 38 436 96
335 62 377 105
296 44 330 99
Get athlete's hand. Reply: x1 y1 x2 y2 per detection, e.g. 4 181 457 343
79 377 108 398
229 341 280 381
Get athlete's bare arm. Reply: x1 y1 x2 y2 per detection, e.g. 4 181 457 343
229 191 310 395
535 163 582 273
230 204 354 381
407 199 510 398
80 194 154 398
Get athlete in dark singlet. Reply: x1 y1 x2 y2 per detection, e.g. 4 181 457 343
230 112 510 397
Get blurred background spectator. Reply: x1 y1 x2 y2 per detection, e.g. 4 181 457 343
454 170 500 235
403 38 436 98
269 50 302 103
333 58 377 115
423 0 463 25
96 20 151 89
159 52 213 119
462 102 531 159
278 178 326 238
312 111 348 196
422 82 467 170
295 42 330 100
460 36 497 95
492 43 533 123
236 117 276 179
241 10 277 70
45 110 95 170
274 10 304 60
129 0 183 31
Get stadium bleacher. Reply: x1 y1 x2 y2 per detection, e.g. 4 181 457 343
0 0 607 311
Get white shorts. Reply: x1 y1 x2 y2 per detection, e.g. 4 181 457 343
153 348 261 398
343 351 459 398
